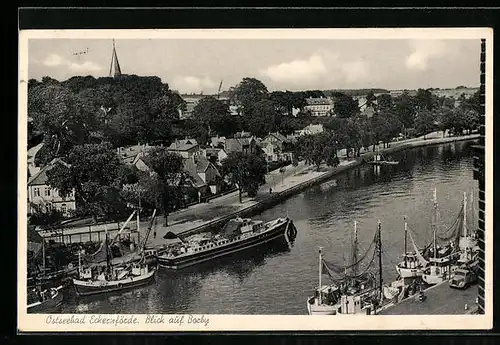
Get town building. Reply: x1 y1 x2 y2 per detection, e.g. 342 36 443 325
109 39 122 77
224 136 260 155
261 132 294 162
183 155 222 195
210 135 226 148
294 124 324 137
304 97 335 117
27 158 76 217
167 138 200 159
203 147 228 166
116 144 157 165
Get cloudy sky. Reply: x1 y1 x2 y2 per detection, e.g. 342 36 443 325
28 38 481 93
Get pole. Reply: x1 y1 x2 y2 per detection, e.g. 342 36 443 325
463 191 467 238
318 247 323 305
137 197 141 234
378 220 383 301
42 240 46 276
404 215 408 266
352 221 358 276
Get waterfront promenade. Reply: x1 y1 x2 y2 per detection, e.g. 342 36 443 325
40 131 479 249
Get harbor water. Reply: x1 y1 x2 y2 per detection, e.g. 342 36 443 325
60 140 478 315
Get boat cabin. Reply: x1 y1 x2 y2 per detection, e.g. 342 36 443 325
221 218 264 237
400 253 421 268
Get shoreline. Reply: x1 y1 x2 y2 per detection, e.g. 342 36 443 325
176 133 479 239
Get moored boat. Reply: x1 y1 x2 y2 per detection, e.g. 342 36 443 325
307 221 384 316
27 285 64 313
395 216 427 279
73 260 156 297
72 217 158 297
157 216 297 269
368 152 399 166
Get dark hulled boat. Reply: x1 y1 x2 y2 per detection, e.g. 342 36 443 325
27 285 64 313
157 217 297 269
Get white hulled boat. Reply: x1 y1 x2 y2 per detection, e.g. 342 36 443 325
396 216 427 278
307 221 383 316
72 210 158 297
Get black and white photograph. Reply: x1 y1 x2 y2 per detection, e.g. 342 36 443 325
18 27 493 332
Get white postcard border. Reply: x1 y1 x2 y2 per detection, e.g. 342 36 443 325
18 27 494 332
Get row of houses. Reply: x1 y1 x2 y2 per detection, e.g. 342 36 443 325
26 123 325 218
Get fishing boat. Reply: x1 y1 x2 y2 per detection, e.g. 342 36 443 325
27 237 66 312
396 216 427 279
307 221 383 316
368 151 399 166
157 216 297 269
456 192 479 268
72 211 158 297
27 285 64 313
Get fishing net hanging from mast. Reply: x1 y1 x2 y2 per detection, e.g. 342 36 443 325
321 225 379 282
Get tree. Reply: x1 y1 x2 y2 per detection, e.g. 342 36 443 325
394 93 417 134
191 96 235 137
333 93 359 118
414 109 436 139
29 84 98 166
414 88 437 111
241 99 281 137
46 142 129 221
296 132 338 170
366 91 376 107
141 148 189 226
229 78 269 115
221 152 267 201
377 93 393 111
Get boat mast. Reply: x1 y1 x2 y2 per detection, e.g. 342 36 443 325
105 230 111 274
433 188 438 261
352 221 358 276
318 247 323 305
463 192 467 238
42 239 46 277
404 215 408 266
377 220 383 301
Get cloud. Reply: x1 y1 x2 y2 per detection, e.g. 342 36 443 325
171 76 217 93
43 53 66 67
42 53 103 73
405 40 446 71
68 61 102 72
340 59 370 84
260 54 328 84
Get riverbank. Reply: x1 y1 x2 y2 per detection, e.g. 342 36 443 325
140 132 479 246
39 132 478 248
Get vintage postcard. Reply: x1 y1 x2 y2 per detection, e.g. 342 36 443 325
18 28 493 332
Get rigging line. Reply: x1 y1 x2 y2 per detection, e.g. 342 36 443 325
322 225 378 271
437 207 464 235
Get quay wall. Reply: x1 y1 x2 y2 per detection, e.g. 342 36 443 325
176 134 479 239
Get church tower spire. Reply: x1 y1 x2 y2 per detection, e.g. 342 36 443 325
109 39 122 77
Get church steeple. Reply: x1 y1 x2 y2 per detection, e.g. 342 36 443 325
109 39 122 77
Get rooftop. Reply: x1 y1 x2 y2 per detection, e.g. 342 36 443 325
28 158 70 186
305 97 334 106
168 139 199 152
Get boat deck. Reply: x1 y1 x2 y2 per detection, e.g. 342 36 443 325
378 280 478 315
